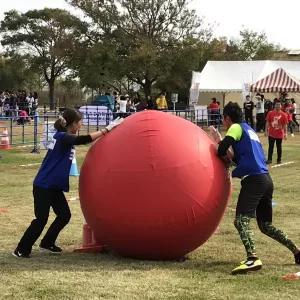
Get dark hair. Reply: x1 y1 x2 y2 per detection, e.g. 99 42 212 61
274 99 282 105
120 95 126 100
223 101 244 123
291 98 295 104
54 108 83 132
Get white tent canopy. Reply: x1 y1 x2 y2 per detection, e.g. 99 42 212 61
195 60 300 93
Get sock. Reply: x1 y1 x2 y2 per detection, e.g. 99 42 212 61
294 252 300 264
234 215 256 256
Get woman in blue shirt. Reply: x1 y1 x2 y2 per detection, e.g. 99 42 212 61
13 108 123 258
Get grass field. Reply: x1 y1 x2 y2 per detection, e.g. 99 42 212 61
1 131 300 300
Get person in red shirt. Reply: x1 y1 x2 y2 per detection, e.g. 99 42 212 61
208 97 219 126
265 100 288 164
17 110 30 125
284 99 295 137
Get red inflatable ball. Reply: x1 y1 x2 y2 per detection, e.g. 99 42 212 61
79 110 231 260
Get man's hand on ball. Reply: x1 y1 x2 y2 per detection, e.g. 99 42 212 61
106 117 124 131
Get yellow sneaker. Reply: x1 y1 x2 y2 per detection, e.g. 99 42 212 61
231 258 262 275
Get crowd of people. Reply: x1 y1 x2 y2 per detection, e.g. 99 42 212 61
243 93 299 135
111 91 169 115
0 90 39 125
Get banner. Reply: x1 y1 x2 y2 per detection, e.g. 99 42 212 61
194 105 208 121
40 121 56 150
242 72 253 103
189 71 202 105
79 106 113 126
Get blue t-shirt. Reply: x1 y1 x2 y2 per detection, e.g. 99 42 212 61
34 132 75 192
226 122 268 178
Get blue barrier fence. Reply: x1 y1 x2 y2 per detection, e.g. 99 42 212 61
2 108 296 153
0 109 224 152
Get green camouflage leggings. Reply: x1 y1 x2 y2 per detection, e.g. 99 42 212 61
234 215 297 257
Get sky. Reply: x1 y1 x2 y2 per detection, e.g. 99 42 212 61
0 0 299 50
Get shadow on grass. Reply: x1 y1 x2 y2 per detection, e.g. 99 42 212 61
0 249 238 274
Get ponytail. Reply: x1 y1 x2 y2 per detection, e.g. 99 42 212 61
54 116 67 132
54 108 83 132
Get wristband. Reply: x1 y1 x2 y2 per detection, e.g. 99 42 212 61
100 129 107 136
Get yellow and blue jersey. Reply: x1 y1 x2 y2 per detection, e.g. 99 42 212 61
226 123 268 178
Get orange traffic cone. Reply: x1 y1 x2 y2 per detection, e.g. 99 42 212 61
0 127 11 150
73 217 106 253
282 272 300 280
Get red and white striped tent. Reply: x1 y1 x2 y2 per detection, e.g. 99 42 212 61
251 68 300 93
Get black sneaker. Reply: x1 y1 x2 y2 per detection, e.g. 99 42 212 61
12 249 30 258
295 252 300 264
277 159 282 164
266 160 272 164
38 244 62 254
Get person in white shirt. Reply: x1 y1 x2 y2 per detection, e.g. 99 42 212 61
255 94 265 132
117 95 128 118
291 98 300 131
26 92 34 116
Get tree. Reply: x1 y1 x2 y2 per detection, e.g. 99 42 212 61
0 8 87 108
67 0 213 99
0 53 44 92
213 29 281 61
0 54 27 91
55 78 84 107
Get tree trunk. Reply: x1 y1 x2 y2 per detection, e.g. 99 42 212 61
48 79 55 110
143 79 152 105
143 80 152 97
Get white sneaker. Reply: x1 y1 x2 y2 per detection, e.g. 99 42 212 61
291 133 295 137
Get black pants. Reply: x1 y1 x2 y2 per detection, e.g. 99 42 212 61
245 113 254 129
268 137 282 161
288 121 293 134
236 174 273 221
292 114 299 127
17 185 71 255
256 113 265 132
210 113 218 126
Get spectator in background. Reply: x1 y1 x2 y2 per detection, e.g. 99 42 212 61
244 95 254 129
216 101 222 123
147 95 154 109
33 92 39 113
17 109 31 125
26 92 34 116
291 99 299 131
283 99 294 137
255 94 265 132
0 91 4 116
117 95 129 118
264 98 273 116
9 94 19 121
156 92 168 110
265 99 288 164
129 98 140 113
208 97 219 126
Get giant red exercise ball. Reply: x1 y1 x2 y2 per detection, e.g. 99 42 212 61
79 110 231 260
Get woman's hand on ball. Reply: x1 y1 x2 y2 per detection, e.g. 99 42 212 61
106 117 124 131
209 126 222 144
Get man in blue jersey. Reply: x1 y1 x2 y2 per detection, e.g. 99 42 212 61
211 101 300 275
